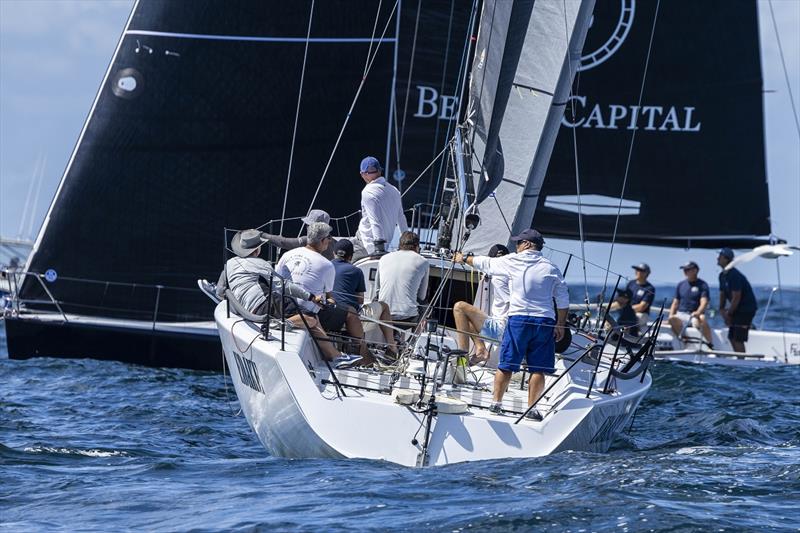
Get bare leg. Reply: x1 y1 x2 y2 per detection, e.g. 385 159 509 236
697 314 713 345
492 369 513 404
528 372 545 407
378 302 398 355
345 308 374 365
731 338 746 353
288 315 341 361
668 315 683 336
453 301 489 358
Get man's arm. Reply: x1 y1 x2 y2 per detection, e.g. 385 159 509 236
727 291 742 315
261 233 305 251
215 268 228 299
632 288 653 313
695 296 709 316
397 200 409 233
554 308 568 341
669 298 679 317
417 263 430 302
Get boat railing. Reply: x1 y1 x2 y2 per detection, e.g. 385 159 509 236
2 269 209 327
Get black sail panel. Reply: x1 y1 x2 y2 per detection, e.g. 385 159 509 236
21 0 459 321
533 0 771 249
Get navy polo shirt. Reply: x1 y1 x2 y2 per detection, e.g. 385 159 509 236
719 267 757 314
331 258 366 310
675 279 710 313
626 280 655 312
612 303 639 336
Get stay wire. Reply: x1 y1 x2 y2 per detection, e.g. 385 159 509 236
767 0 800 139
600 0 661 305
279 0 315 237
303 0 399 224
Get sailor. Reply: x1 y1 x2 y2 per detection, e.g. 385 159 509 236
452 244 510 364
668 261 714 348
456 229 568 421
374 231 429 327
717 247 757 353
260 209 335 259
608 288 639 338
214 228 328 338
627 263 656 329
331 238 398 357
276 222 350 362
352 156 408 260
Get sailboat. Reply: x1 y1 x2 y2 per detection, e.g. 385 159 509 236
215 0 656 466
530 0 799 365
3 0 474 370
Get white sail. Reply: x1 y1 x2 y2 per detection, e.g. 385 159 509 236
465 0 594 253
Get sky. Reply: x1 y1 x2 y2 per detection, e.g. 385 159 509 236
1 0 798 289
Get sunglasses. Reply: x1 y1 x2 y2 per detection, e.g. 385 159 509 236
361 170 379 175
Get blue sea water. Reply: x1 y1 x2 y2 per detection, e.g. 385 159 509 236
2 287 799 532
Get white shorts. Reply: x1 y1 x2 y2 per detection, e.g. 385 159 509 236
479 317 506 342
674 311 700 328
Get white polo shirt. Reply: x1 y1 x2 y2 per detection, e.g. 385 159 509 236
471 250 568 320
356 176 408 253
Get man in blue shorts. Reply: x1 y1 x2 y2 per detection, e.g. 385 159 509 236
668 261 713 348
717 248 757 353
457 229 568 420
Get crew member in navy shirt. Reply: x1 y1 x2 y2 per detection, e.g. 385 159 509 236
668 261 713 348
331 239 397 356
717 248 757 352
609 288 639 337
615 263 656 330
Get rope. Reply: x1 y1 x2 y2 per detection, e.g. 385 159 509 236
599 0 661 304
767 0 800 139
304 0 399 222
398 0 423 162
279 0 315 236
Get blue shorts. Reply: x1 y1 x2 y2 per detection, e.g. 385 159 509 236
498 316 556 373
479 317 506 342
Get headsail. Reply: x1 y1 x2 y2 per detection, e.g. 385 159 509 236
533 0 772 248
463 0 595 253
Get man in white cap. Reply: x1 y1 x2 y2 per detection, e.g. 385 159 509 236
455 229 569 421
352 156 408 260
260 209 335 259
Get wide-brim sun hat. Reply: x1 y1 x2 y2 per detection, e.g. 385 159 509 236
231 229 267 258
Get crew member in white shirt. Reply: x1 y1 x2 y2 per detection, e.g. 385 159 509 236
374 231 429 326
452 244 510 364
277 222 346 362
455 229 569 421
352 156 408 260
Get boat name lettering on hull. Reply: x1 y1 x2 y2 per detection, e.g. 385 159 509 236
232 352 264 393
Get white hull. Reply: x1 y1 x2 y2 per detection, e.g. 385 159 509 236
654 326 800 366
215 302 652 467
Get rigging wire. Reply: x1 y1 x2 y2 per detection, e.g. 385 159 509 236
767 0 800 139
599 0 661 305
560 0 591 313
303 0 399 225
279 0 315 237
398 0 423 162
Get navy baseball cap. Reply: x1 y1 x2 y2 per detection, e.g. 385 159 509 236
360 156 382 173
718 247 734 260
488 244 509 257
510 228 545 246
680 261 699 270
333 238 354 257
631 262 651 273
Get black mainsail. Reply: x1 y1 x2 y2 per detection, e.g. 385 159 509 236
9 0 472 368
533 0 773 248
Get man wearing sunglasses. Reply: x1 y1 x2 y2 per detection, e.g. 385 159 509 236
352 156 408 261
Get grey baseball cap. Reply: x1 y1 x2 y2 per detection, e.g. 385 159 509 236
631 262 651 274
301 209 330 226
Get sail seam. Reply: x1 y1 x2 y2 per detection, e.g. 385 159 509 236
125 30 397 43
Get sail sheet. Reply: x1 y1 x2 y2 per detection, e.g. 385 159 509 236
19 0 471 321
533 0 772 249
464 0 595 253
